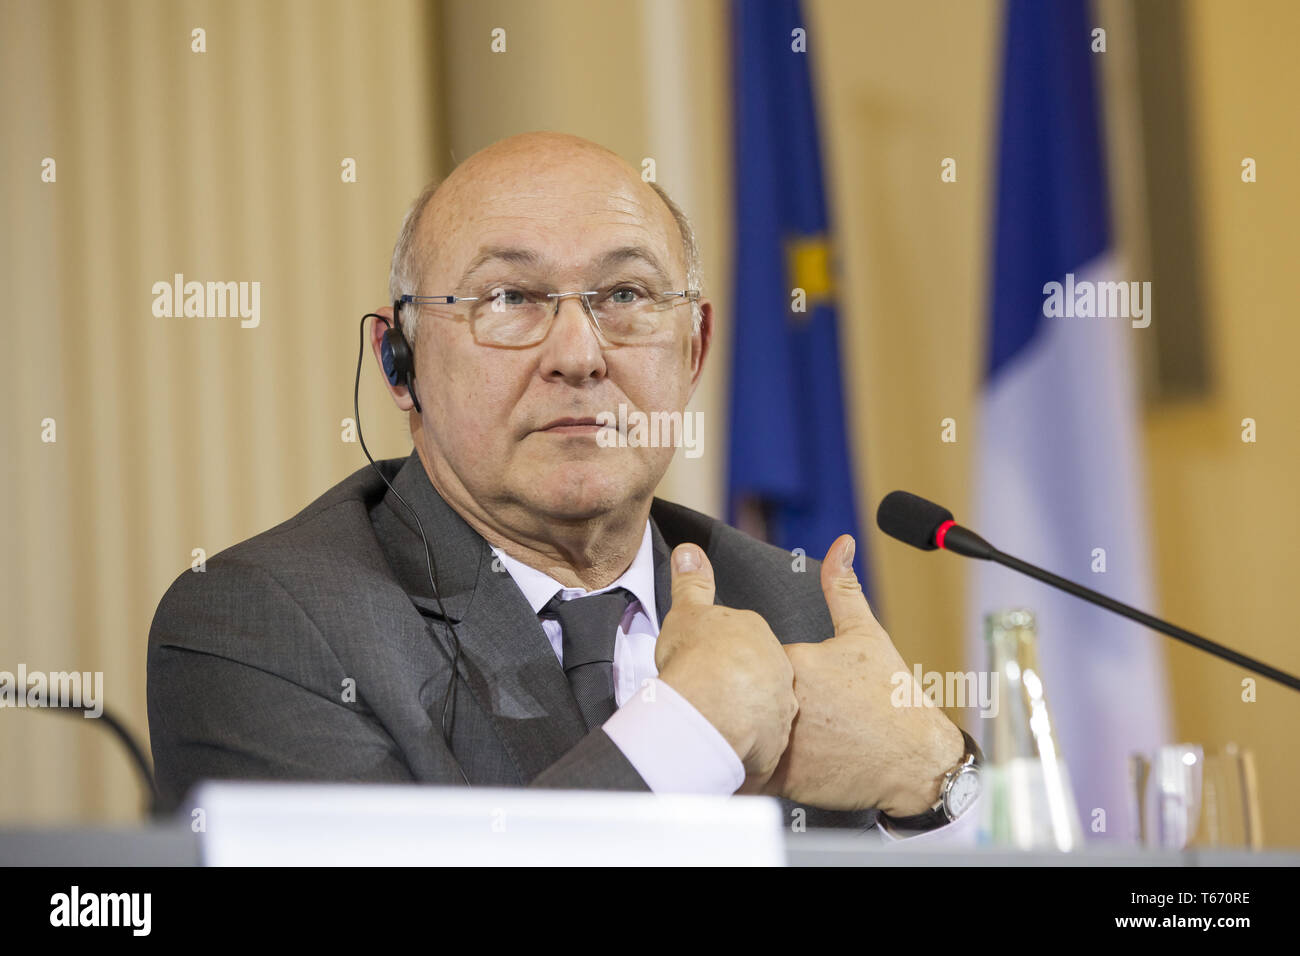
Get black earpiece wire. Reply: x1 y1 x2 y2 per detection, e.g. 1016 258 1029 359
357 311 470 786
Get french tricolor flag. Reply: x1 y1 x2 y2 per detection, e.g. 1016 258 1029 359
970 0 1172 843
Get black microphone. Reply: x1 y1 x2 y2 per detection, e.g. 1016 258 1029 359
876 490 1300 693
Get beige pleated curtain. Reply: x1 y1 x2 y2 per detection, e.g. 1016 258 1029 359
1 0 442 822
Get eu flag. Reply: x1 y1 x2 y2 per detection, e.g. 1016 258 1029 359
727 0 867 584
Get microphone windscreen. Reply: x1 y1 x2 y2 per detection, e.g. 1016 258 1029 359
876 491 954 551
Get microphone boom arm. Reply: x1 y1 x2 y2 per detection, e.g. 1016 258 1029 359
980 542 1300 693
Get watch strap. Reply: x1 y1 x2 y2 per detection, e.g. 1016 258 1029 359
877 728 983 833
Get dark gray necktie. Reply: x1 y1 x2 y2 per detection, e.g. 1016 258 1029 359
542 587 632 731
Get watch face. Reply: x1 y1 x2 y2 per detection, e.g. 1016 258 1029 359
944 768 981 819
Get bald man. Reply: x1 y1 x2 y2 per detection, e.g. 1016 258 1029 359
148 132 981 838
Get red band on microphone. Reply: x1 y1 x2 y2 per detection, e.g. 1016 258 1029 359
934 519 956 550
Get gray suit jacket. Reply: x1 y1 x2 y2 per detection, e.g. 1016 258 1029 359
148 451 877 829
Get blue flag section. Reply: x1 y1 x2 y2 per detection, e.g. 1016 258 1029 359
726 0 867 584
987 0 1110 379
972 0 1172 841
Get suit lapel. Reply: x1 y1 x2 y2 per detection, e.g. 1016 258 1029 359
651 517 673 627
380 452 588 781
650 508 722 625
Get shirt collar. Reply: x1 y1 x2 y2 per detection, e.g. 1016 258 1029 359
491 522 659 629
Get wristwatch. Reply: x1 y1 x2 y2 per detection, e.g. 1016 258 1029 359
877 728 984 833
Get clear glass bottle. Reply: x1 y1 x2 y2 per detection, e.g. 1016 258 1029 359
978 608 1084 851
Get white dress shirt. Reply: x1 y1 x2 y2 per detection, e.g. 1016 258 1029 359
491 522 745 795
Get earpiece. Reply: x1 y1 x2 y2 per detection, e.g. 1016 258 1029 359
375 299 423 413
356 308 467 786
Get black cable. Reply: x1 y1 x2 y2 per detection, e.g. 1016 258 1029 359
42 703 161 817
357 312 471 786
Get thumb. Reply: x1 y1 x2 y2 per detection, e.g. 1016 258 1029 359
819 534 883 639
669 543 716 607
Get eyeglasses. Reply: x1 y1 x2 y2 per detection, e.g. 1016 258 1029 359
399 282 700 348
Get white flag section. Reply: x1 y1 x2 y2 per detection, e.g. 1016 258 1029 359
971 255 1172 843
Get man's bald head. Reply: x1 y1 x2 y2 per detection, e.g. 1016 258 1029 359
389 131 701 343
